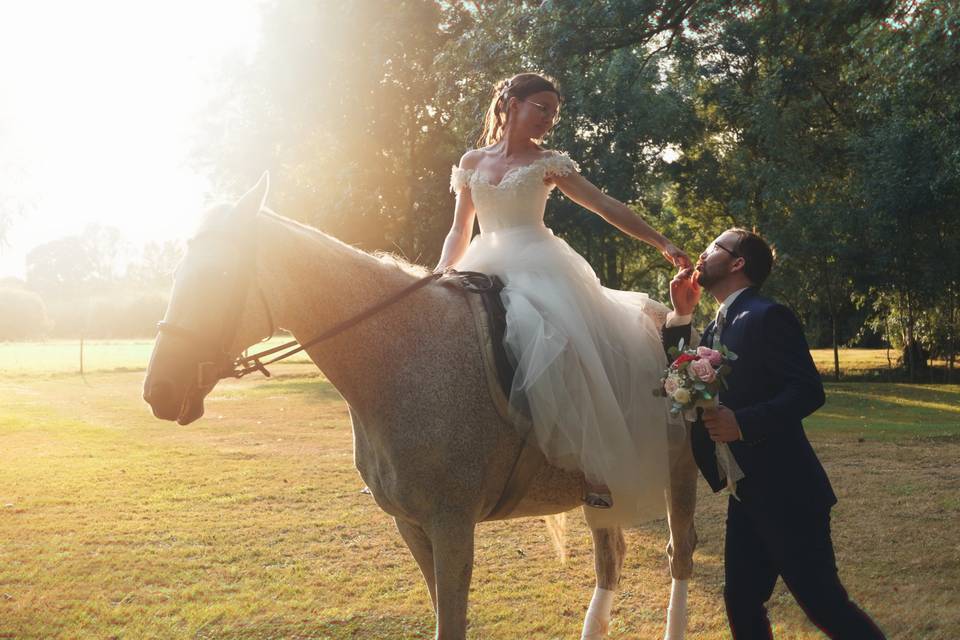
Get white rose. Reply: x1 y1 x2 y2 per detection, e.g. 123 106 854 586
664 375 681 396
672 387 691 404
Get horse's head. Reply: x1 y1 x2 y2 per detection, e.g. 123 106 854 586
143 173 275 424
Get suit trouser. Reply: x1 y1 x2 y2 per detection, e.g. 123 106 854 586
723 494 886 639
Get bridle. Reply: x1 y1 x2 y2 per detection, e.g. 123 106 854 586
156 233 445 389
156 231 280 388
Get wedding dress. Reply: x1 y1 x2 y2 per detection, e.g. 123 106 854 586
451 150 674 527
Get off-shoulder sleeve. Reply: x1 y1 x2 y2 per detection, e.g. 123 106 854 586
450 165 475 193
542 151 580 178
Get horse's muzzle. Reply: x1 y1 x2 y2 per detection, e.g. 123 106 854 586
143 379 180 421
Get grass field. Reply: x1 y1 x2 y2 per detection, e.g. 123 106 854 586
0 337 312 374
810 348 900 376
810 348 960 383
1 345 959 638
0 341 923 378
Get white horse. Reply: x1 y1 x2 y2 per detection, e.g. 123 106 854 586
143 175 699 639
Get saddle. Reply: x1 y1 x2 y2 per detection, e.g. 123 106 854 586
441 270 544 521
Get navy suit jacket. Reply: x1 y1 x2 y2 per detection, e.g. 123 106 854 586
662 287 837 511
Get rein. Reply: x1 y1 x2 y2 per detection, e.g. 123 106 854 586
157 250 483 390
225 270 444 381
158 271 443 387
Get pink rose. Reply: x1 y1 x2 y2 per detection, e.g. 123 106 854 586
697 346 723 366
689 358 717 383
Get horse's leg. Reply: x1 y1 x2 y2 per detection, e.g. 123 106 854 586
429 518 475 640
664 422 699 640
581 526 626 640
395 518 437 612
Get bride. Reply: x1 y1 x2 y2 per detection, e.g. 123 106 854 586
435 72 691 527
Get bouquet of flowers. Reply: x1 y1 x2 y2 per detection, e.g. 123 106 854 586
655 338 744 496
655 339 738 418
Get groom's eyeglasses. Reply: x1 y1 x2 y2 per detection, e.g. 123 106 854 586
711 241 740 258
524 99 561 124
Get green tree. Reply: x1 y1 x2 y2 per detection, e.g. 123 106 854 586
848 1 960 380
25 225 128 297
659 0 901 377
193 0 960 380
0 287 50 340
126 240 183 291
436 0 708 293
198 0 460 263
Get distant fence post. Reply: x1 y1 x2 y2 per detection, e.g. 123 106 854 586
80 336 84 375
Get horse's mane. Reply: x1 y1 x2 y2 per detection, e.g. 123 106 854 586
262 208 429 278
192 203 429 279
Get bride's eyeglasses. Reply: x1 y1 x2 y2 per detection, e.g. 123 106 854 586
524 99 561 125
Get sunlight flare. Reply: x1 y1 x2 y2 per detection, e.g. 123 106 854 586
0 0 262 277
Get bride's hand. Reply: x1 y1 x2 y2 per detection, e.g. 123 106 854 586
661 242 692 270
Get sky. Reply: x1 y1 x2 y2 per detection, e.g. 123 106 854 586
0 0 263 279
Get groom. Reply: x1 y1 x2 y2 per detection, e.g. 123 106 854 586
662 228 885 639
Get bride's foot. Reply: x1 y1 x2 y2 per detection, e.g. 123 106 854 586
584 483 613 509
584 493 613 509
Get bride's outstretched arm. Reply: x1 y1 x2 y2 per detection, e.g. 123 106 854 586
435 179 477 272
553 173 691 269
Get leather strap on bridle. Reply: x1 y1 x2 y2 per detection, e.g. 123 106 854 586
157 234 271 388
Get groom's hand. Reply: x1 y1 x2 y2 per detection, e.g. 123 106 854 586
702 405 743 442
670 267 701 317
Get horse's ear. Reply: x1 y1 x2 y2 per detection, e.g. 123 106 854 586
235 172 270 217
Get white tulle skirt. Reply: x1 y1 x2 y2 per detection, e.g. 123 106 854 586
457 224 673 527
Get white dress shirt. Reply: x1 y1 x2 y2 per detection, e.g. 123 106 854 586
666 286 750 328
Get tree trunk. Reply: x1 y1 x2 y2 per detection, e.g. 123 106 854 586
832 313 840 382
948 285 957 384
824 270 840 382
900 287 919 383
604 237 620 289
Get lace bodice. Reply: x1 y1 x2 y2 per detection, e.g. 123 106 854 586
450 151 580 233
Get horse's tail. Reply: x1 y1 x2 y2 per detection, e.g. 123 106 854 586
543 512 568 563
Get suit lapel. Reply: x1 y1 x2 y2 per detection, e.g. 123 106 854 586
716 287 760 348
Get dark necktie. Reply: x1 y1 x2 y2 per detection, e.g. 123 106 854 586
712 309 726 347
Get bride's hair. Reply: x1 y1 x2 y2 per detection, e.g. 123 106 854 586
477 72 561 147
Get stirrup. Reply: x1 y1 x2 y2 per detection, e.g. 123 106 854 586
584 492 613 509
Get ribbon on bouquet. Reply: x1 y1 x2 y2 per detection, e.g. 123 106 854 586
685 397 745 499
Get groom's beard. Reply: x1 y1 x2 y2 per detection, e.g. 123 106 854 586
696 266 720 290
